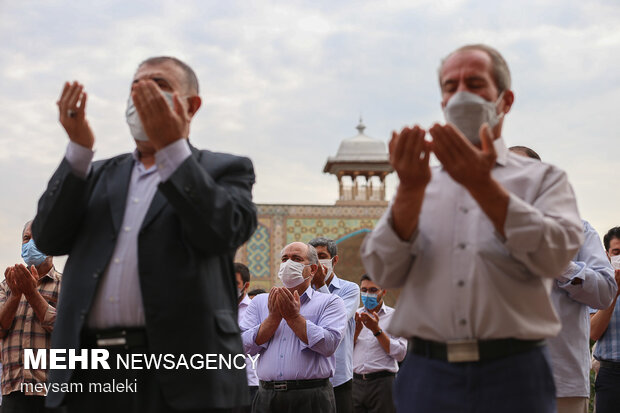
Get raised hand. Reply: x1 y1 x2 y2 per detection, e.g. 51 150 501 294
4 266 22 296
131 80 189 151
312 262 328 289
429 122 496 191
389 125 431 192
360 311 380 334
12 264 38 298
267 287 282 320
57 81 95 149
354 312 363 335
277 287 301 321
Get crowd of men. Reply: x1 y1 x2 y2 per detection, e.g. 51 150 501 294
0 44 619 413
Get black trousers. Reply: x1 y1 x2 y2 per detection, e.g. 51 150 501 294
252 382 336 413
60 348 234 413
352 376 395 413
595 364 620 413
333 380 353 413
1 392 46 413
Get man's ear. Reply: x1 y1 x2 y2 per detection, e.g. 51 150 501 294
500 90 514 115
309 264 318 276
186 95 202 119
332 255 339 267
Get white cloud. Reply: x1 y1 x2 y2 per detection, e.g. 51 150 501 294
1 0 620 272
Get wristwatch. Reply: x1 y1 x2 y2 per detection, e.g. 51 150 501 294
373 329 383 337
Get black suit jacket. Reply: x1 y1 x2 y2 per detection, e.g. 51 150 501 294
32 144 257 409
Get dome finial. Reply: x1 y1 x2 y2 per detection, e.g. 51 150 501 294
356 116 366 135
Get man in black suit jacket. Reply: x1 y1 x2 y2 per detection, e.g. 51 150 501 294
32 56 257 412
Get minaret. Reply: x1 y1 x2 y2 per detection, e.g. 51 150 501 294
323 119 393 206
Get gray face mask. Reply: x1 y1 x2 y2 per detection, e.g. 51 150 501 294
443 91 504 145
125 91 176 141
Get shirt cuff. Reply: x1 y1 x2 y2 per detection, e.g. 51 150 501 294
65 141 94 179
243 325 268 355
41 305 56 330
556 261 584 285
299 320 323 350
155 139 192 182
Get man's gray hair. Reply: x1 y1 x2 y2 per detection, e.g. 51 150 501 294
438 44 512 93
22 220 33 238
280 243 319 265
138 56 200 95
306 244 319 265
308 237 337 258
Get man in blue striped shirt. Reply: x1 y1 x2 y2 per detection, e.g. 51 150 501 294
591 226 620 413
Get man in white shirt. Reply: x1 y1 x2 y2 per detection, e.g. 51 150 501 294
309 237 360 413
234 263 259 413
352 275 406 413
360 44 583 413
510 146 617 413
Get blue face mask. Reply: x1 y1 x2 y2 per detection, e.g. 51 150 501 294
21 239 47 267
361 292 380 310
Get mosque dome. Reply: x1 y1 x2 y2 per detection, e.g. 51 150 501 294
331 119 388 161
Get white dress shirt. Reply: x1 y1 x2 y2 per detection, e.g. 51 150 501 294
361 137 584 342
353 304 407 374
317 274 360 387
238 294 259 387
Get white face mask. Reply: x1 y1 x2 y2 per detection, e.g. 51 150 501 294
278 260 310 288
611 255 620 270
443 91 504 145
319 258 333 279
125 91 176 141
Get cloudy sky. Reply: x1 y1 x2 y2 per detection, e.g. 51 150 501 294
1 0 619 270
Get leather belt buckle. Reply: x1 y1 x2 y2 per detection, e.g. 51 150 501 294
96 330 127 348
273 381 287 392
361 373 368 380
446 339 479 362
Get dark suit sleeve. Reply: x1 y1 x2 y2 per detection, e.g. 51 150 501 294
157 152 257 254
31 158 93 256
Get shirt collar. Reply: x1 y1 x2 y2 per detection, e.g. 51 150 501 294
327 273 341 291
494 136 508 167
362 302 386 315
40 266 59 282
239 294 252 308
131 149 157 174
300 285 315 301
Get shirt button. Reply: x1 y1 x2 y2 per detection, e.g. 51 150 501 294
457 280 465 287
124 226 131 232
133 197 140 203
114 258 121 264
458 243 466 250
108 296 117 303
460 206 469 213
459 319 467 326
280 355 283 358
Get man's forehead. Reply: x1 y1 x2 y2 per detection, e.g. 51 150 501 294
441 49 493 80
314 245 331 256
282 243 307 256
361 279 380 289
133 61 183 83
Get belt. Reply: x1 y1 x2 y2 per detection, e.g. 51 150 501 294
260 378 329 392
81 328 148 350
353 371 395 381
599 360 620 370
409 336 545 363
